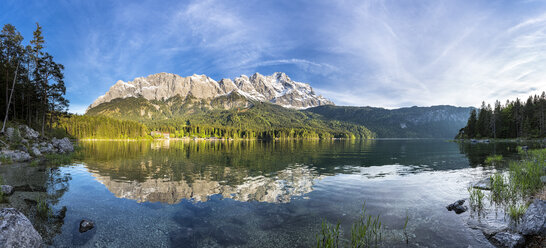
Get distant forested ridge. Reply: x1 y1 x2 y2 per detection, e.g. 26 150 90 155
456 92 546 139
305 105 473 138
0 23 68 135
79 97 375 140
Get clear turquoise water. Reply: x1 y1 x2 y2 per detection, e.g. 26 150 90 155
45 139 533 247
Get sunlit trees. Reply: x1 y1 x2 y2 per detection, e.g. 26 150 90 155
0 23 68 135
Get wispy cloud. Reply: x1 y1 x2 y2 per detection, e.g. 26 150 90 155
2 0 545 112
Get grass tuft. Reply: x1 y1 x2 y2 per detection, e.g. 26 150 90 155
36 198 52 219
0 156 12 164
485 154 503 165
484 148 545 221
44 153 74 166
350 204 382 248
468 187 486 211
316 220 341 248
507 204 528 223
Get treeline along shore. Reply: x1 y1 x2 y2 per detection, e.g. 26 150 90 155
457 92 546 139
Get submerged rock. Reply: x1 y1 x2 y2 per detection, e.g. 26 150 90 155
52 137 74 153
56 206 67 220
473 178 492 190
23 198 37 206
517 199 546 236
0 208 43 247
489 232 525 248
446 199 468 214
79 219 94 233
1 185 14 196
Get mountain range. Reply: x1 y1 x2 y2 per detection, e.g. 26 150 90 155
85 72 472 138
88 72 332 111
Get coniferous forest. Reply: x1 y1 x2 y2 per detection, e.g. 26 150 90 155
456 92 546 139
0 23 68 135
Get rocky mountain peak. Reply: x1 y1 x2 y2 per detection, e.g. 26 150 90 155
87 72 333 112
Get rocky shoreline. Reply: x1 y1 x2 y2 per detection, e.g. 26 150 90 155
447 180 546 248
0 124 76 247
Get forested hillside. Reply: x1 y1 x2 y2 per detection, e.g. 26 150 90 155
0 23 68 135
81 97 375 139
305 105 473 138
456 92 546 139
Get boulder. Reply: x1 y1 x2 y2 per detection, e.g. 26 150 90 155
1 185 13 196
0 149 31 162
0 208 43 247
473 178 492 190
38 143 56 154
517 199 546 236
79 219 94 233
30 147 41 157
18 125 39 140
488 232 525 248
51 137 74 153
540 176 546 184
446 199 468 214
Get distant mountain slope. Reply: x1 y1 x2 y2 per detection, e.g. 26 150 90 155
86 96 375 139
305 105 473 138
88 72 333 111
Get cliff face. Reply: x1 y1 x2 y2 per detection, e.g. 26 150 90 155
87 72 333 111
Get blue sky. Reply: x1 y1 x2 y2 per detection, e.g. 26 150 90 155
2 0 545 113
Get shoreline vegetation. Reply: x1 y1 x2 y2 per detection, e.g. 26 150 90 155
54 114 376 141
456 92 546 140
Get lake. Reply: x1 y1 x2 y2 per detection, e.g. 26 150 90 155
12 139 538 247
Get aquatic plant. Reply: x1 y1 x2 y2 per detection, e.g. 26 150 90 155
485 148 545 221
490 173 509 205
484 154 503 165
45 153 74 166
350 204 382 248
507 204 528 223
316 220 341 248
36 198 52 219
0 155 12 164
508 151 545 198
29 159 40 167
468 187 485 211
316 203 386 248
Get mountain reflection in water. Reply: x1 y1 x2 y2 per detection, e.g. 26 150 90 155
91 164 320 204
79 140 329 204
